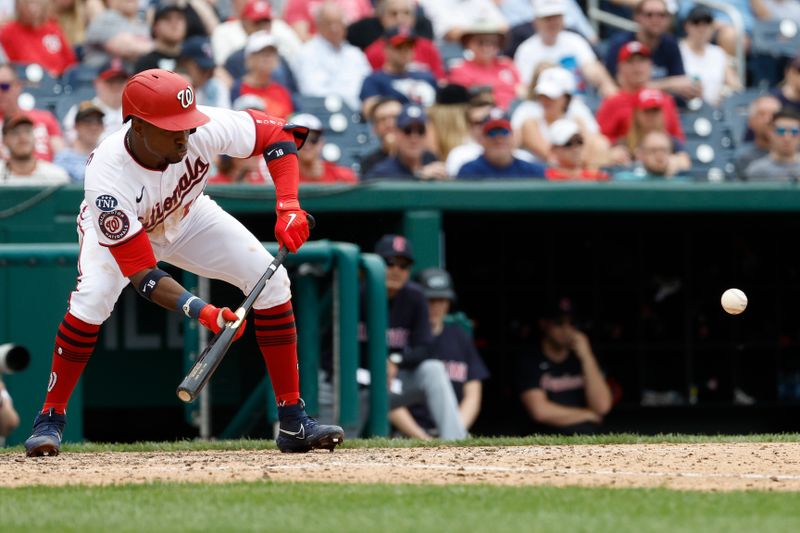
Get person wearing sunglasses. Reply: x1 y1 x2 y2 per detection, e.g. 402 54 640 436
457 108 546 179
545 118 609 181
516 296 612 435
289 112 357 184
605 0 702 102
363 103 447 181
371 234 467 441
744 108 800 182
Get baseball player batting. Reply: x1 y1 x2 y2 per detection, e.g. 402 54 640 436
24 69 344 456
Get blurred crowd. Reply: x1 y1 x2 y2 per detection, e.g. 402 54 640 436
0 0 798 186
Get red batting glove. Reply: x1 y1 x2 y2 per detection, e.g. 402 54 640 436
275 203 309 253
198 304 246 341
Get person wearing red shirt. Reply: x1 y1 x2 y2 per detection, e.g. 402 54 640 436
448 18 521 110
544 118 609 181
233 31 294 118
284 0 374 41
0 64 64 161
0 0 77 76
291 113 357 183
596 41 684 144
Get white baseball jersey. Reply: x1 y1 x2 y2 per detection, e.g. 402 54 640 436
68 105 293 325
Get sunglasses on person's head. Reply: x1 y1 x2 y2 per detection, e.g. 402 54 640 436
401 125 426 136
385 257 412 270
486 127 511 138
775 126 800 136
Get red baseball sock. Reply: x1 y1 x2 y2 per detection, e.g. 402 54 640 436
42 312 100 414
254 301 300 406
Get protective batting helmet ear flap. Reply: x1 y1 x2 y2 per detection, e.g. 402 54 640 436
122 69 210 131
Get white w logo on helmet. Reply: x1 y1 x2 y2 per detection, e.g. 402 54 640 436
177 86 195 109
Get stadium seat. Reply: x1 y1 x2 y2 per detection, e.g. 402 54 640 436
55 87 97 122
751 19 800 59
720 88 769 146
437 40 466 72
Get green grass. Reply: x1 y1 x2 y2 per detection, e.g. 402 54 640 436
1 481 799 533
3 433 800 454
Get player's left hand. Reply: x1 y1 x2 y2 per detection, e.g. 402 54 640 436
198 304 247 341
275 205 310 253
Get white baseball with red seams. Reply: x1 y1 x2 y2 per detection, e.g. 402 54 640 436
69 105 291 325
721 288 747 315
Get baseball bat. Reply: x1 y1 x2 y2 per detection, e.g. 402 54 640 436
176 215 315 403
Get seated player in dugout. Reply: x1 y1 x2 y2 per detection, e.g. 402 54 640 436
23 69 343 457
515 297 613 435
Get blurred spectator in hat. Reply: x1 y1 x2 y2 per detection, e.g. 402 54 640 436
512 65 606 167
502 0 598 58
369 234 468 441
616 88 690 174
679 5 742 107
516 296 612 435
0 113 69 185
359 27 437 117
51 0 106 48
605 0 701 102
417 0 505 42
614 130 690 180
751 0 800 21
176 36 231 109
284 0 374 42
289 112 357 183
54 102 104 183
231 30 294 118
62 58 129 143
293 1 371 112
212 0 302 68
0 64 64 161
743 108 800 182
359 96 403 176
734 95 781 177
356 0 443 79
514 0 616 96
597 42 684 145
134 1 187 73
147 0 220 40
772 55 800 116
457 108 546 179
676 1 752 57
83 0 154 68
425 84 472 161
412 267 490 433
363 103 447 181
0 0 77 76
545 119 609 181
448 16 522 111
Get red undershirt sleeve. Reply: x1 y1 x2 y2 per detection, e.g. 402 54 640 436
106 229 157 277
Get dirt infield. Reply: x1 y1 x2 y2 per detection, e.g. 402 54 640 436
3 443 800 491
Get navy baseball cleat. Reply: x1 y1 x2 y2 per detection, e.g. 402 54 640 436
276 400 344 453
24 408 66 457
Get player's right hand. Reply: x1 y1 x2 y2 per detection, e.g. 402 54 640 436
198 304 246 341
275 205 310 253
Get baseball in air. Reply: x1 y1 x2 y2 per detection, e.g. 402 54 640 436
721 288 747 315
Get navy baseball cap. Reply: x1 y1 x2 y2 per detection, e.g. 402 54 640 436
417 268 456 300
180 36 215 70
375 234 414 263
539 296 575 321
396 104 426 129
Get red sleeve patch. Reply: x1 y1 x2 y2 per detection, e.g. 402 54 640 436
98 210 131 241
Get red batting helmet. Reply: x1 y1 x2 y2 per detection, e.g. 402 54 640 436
121 69 209 131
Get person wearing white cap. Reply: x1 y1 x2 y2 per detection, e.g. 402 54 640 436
513 0 616 96
511 66 605 166
417 0 506 42
289 112 358 184
544 119 609 181
232 30 294 118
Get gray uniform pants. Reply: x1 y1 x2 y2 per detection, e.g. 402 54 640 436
391 359 467 441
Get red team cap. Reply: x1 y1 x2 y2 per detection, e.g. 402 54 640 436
241 0 273 22
636 88 666 110
618 41 651 63
122 69 210 131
